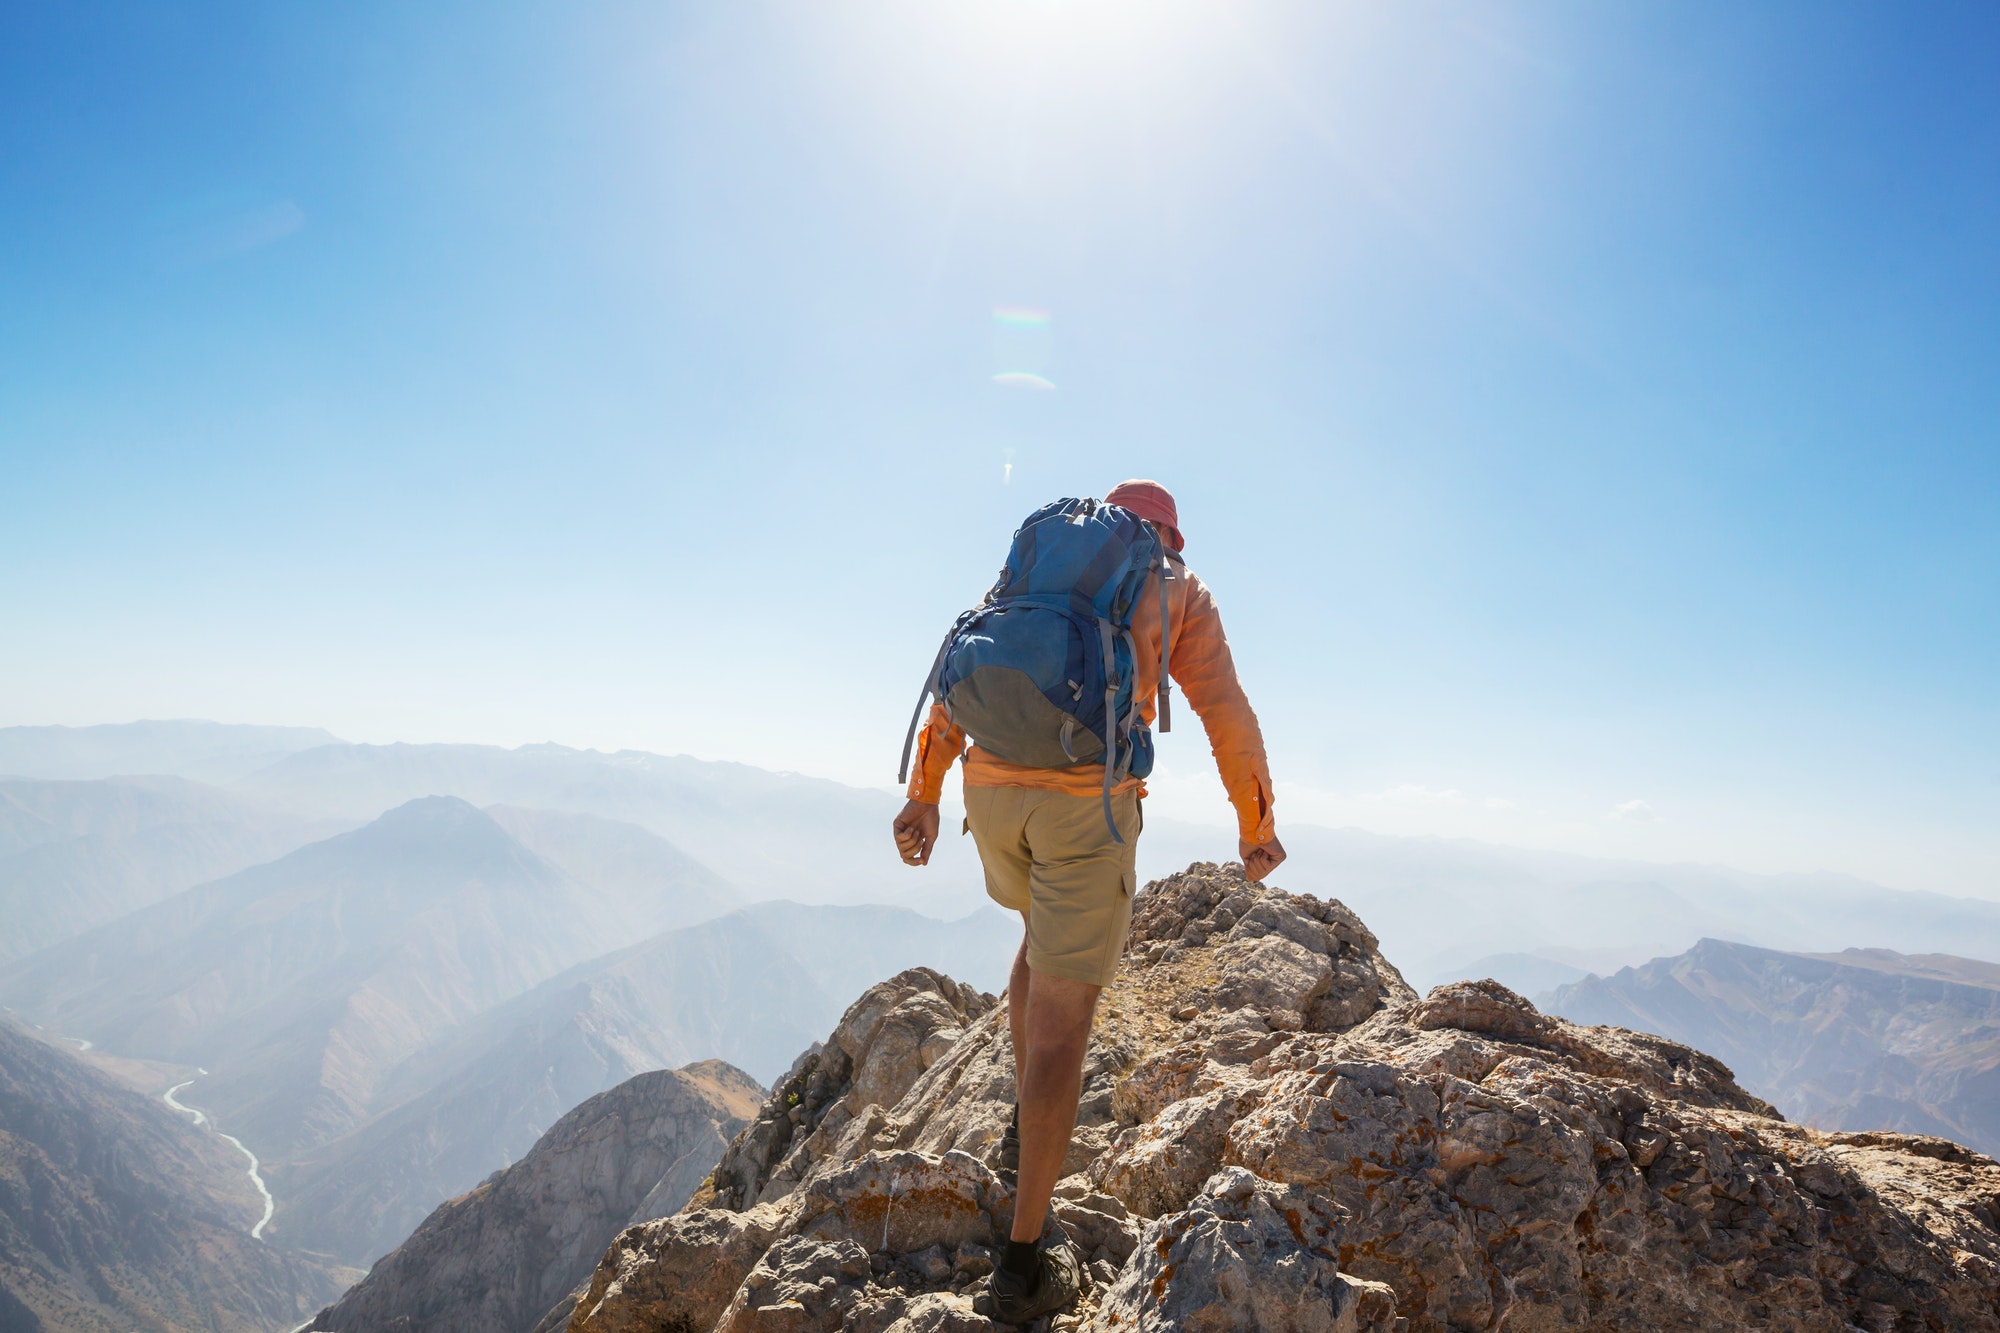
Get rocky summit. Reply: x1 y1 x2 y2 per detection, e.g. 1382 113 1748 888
555 863 2000 1333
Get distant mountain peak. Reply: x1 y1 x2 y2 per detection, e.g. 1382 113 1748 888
368 793 494 829
317 795 557 882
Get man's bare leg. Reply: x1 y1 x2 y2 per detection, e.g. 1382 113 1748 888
995 926 1031 1184
1007 921 1030 1066
1010 967 1101 1244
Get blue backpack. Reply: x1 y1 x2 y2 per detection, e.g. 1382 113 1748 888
898 497 1176 842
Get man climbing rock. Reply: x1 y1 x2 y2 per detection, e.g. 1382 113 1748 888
891 478 1284 1322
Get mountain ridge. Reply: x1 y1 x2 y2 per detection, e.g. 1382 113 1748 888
1542 936 2000 1155
231 739 934 902
0 720 342 784
303 1060 763 1333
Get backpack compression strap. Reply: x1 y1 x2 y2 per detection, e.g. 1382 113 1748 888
1096 616 1125 843
1118 626 1145 784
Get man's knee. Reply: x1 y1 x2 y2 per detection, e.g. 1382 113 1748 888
1025 969 1099 1045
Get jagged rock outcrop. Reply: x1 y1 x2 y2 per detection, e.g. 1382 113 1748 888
702 966 999 1214
561 863 2000 1332
307 1060 761 1333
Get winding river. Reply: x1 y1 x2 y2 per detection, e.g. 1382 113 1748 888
163 1072 275 1240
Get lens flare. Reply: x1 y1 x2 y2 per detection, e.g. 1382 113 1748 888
993 305 1054 389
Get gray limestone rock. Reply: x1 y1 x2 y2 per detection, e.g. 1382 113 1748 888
796 1150 1006 1255
713 1235 874 1333
1092 1083 1261 1219
1091 1167 1398 1333
1208 934 1333 1016
567 1203 790 1333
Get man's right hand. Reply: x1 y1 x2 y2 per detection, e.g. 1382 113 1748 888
894 800 941 867
1240 835 1287 882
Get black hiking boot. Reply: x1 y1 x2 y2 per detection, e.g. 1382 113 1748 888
980 1235 1084 1325
996 1103 1020 1185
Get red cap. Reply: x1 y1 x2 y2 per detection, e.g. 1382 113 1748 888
1105 479 1183 550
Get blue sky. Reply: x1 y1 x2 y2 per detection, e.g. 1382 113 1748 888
2 1 1994 893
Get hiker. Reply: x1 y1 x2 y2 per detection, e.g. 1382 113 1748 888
891 478 1284 1322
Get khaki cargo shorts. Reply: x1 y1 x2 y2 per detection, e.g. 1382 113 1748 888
964 785 1140 989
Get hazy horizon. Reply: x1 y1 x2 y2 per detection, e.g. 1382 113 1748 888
1 716 1987 911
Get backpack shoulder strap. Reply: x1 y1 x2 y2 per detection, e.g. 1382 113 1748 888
897 618 964 785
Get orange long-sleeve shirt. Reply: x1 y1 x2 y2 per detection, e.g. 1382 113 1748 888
906 556 1277 844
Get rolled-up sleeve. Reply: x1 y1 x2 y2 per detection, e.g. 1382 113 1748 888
1170 574 1276 844
906 704 965 804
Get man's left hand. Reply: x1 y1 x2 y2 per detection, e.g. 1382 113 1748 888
894 800 941 867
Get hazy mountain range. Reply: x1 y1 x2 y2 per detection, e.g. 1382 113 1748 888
0 797 712 1159
233 739 966 905
0 774 345 963
1543 939 2000 1156
0 720 338 784
0 773 1016 1267
1140 822 2000 991
17 720 2000 980
265 892 1013 1263
1 720 989 909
